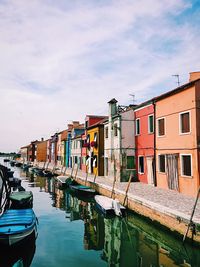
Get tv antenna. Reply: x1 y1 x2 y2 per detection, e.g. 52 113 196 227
172 74 180 87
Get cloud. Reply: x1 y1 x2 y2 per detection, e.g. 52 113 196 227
0 0 199 151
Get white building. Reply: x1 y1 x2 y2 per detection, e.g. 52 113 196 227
104 98 136 182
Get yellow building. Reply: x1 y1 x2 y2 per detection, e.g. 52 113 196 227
86 120 105 176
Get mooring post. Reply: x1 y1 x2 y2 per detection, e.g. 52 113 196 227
93 168 97 183
85 167 88 185
74 164 78 180
183 186 200 243
111 176 117 199
70 164 75 178
123 174 133 206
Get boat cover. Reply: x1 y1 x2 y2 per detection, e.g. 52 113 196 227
0 209 36 235
9 191 33 201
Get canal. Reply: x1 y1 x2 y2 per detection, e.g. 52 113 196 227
1 162 200 267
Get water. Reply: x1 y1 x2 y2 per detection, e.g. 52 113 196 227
1 161 200 267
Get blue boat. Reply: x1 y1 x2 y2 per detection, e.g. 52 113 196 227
0 209 37 246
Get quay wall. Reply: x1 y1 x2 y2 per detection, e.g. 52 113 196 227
25 161 200 244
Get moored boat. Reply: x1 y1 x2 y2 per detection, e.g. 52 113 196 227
55 176 76 189
69 184 96 197
94 195 126 217
0 209 37 246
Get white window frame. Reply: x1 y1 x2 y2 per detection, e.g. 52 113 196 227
180 154 192 177
138 156 144 174
158 154 166 173
135 118 140 135
179 111 191 135
157 117 166 137
148 114 154 134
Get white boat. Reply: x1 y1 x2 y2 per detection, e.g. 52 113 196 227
94 195 126 217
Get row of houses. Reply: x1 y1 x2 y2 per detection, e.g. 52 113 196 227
20 72 200 197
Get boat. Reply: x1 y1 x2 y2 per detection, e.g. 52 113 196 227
69 184 96 197
94 195 126 217
0 209 37 246
15 162 22 167
55 176 76 189
9 191 33 209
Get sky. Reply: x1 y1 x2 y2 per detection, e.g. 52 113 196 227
0 0 200 152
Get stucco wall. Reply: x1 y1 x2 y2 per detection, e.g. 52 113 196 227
155 85 199 197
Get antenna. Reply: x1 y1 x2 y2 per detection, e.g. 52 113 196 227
129 94 135 105
172 74 180 87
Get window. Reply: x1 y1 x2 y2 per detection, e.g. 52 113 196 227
114 123 118 136
148 115 154 134
138 156 144 173
180 111 190 134
158 118 165 136
181 154 192 176
94 132 97 142
136 119 140 135
105 127 108 138
127 156 135 169
158 155 166 173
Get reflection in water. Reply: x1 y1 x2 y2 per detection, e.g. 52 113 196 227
0 232 36 267
14 169 200 267
50 182 200 267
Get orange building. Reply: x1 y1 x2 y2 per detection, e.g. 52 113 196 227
155 72 200 197
36 140 47 162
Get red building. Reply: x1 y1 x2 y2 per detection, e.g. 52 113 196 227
135 101 155 185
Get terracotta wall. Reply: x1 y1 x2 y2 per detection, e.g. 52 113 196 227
37 141 47 162
155 85 199 196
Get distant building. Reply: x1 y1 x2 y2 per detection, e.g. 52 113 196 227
20 145 29 162
36 139 47 162
86 118 107 176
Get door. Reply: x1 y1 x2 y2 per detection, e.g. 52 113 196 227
166 154 179 191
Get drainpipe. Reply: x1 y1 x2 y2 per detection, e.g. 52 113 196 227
153 100 157 187
119 114 122 181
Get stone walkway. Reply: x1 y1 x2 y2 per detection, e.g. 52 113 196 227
62 168 200 224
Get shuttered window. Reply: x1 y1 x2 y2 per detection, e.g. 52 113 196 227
181 155 192 176
158 118 165 136
136 119 140 135
138 156 144 173
127 156 135 169
158 155 166 172
148 115 154 133
180 112 190 134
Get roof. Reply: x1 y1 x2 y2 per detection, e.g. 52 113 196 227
87 117 108 129
108 98 118 104
155 78 200 102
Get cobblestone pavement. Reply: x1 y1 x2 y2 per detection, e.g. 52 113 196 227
63 168 200 224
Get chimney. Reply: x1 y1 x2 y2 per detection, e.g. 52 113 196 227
108 98 118 118
41 137 44 142
189 71 200 82
67 124 73 130
72 121 80 127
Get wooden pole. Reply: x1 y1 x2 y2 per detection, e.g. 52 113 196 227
70 164 75 178
123 174 133 206
85 167 88 185
63 166 67 175
183 186 200 243
74 164 78 180
111 176 116 199
93 168 97 183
